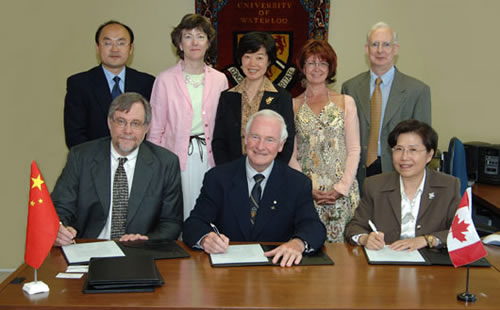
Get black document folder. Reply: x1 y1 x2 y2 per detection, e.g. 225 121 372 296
420 248 491 267
118 239 191 260
83 255 164 294
210 244 334 267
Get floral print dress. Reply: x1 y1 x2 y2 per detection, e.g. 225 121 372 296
295 98 360 242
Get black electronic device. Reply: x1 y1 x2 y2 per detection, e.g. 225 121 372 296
464 142 500 185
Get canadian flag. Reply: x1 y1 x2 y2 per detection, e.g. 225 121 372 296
447 187 487 267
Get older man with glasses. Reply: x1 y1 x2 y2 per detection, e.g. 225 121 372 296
52 92 183 246
341 22 431 194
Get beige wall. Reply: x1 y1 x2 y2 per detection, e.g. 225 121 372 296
0 0 498 269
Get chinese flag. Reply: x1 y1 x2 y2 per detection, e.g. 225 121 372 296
24 161 59 269
447 187 487 267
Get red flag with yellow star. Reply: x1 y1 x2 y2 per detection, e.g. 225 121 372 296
25 161 59 269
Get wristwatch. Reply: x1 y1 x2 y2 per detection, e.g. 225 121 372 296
424 234 436 248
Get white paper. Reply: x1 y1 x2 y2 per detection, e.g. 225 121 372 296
65 265 88 273
365 245 426 263
210 244 269 265
62 240 125 264
56 272 84 279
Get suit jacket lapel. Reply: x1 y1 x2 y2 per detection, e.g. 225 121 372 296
383 174 402 226
127 144 154 224
91 139 112 217
252 162 281 239
229 159 252 240
91 66 113 118
383 68 408 128
417 169 435 222
356 72 371 125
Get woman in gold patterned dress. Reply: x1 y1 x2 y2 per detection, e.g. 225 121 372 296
289 40 361 242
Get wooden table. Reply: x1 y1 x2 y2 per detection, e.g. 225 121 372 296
473 183 500 216
1 243 499 310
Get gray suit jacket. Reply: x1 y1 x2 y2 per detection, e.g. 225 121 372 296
345 169 461 245
52 137 183 240
341 68 431 189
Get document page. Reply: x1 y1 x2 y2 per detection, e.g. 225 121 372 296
62 240 125 264
365 245 426 263
210 244 269 265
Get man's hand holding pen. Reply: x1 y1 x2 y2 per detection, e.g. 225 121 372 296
201 223 229 254
54 222 77 247
201 232 230 253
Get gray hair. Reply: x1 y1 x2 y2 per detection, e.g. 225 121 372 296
108 92 152 125
245 109 288 143
366 21 398 44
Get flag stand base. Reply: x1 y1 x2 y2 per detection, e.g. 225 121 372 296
22 281 49 295
457 292 477 302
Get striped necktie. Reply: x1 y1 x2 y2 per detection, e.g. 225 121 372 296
111 157 128 239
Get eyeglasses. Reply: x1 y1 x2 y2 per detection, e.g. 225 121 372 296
112 118 144 129
182 33 208 41
102 40 130 48
248 134 279 145
305 61 329 69
368 41 393 50
392 146 427 156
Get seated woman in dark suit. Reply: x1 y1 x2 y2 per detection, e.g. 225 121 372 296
212 32 295 165
345 119 461 251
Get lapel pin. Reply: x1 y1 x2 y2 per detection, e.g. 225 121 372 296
428 192 435 200
270 200 277 210
265 97 274 105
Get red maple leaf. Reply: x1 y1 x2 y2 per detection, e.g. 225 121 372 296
451 216 469 242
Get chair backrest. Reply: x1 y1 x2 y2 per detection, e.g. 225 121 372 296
446 137 468 196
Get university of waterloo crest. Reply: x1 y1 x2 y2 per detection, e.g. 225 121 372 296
196 0 330 96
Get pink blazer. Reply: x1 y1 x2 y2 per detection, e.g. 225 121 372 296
147 61 228 170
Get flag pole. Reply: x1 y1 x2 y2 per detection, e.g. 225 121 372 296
457 265 477 302
34 269 37 283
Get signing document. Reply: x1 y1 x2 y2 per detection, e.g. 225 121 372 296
364 245 426 264
62 240 125 264
210 244 269 266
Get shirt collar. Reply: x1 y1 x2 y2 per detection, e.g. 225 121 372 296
399 169 427 200
245 156 274 182
370 66 395 86
102 65 126 85
110 142 139 162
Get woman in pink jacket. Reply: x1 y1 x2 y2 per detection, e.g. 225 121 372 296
148 14 228 220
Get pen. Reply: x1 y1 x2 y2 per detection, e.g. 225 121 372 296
368 220 379 235
210 223 222 239
60 221 77 244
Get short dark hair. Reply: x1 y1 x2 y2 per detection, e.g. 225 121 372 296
388 119 438 153
95 20 134 44
171 14 216 63
108 92 151 125
296 39 338 84
236 32 276 68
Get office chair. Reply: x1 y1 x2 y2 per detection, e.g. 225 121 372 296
444 137 497 236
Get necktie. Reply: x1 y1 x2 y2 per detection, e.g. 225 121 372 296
250 174 265 225
111 76 122 100
366 77 382 166
111 157 128 239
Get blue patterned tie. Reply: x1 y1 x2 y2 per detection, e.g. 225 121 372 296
250 174 265 225
111 76 122 99
111 157 128 239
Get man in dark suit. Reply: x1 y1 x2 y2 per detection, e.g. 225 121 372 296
64 20 155 149
53 92 182 246
184 110 326 267
341 22 431 191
